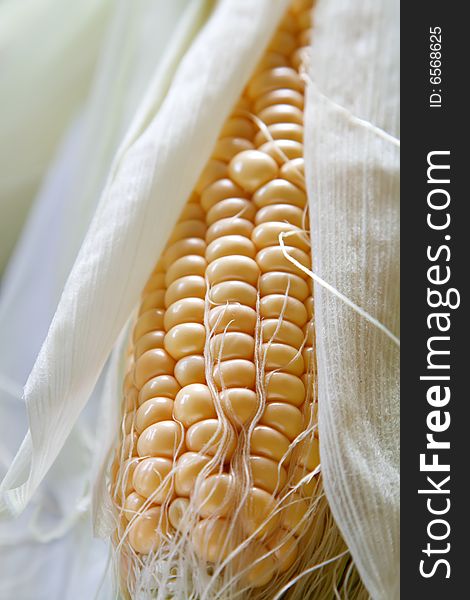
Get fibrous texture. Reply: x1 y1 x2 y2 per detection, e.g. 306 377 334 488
305 0 400 596
110 1 366 598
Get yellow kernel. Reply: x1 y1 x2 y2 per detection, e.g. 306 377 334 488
268 30 296 56
206 197 256 225
259 271 309 301
174 452 212 497
220 117 255 140
209 280 258 309
258 103 303 126
163 298 205 331
254 88 304 113
302 346 314 370
164 255 207 287
206 235 256 262
265 372 305 407
261 319 305 350
258 139 304 164
200 178 247 212
122 412 134 435
213 359 256 389
123 491 146 521
253 178 306 209
305 295 314 320
186 419 236 460
162 238 206 270
254 123 304 146
255 203 305 228
281 11 298 34
135 397 174 433
128 507 167 554
168 219 206 244
138 289 166 314
260 402 304 441
195 159 228 194
137 420 184 458
259 293 308 327
298 27 313 47
164 323 206 360
206 217 254 244
242 487 280 538
281 494 309 535
244 544 278 588
195 473 235 518
134 331 165 360
134 349 176 389
206 255 259 286
254 51 289 74
228 150 278 193
178 202 205 222
249 455 287 494
212 137 254 162
303 320 314 346
138 375 180 405
173 384 216 428
290 0 313 15
247 67 303 99
291 464 317 497
252 221 309 253
174 354 206 386
214 307 259 340
256 245 311 279
291 46 309 71
219 388 259 429
210 332 255 361
262 342 305 377
115 458 138 499
268 530 298 573
168 497 190 530
298 436 320 471
133 309 165 343
192 518 235 562
124 386 138 412
251 425 290 463
143 272 165 294
164 275 206 308
280 157 305 189
133 456 173 502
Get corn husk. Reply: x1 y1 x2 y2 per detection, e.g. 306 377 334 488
305 0 400 597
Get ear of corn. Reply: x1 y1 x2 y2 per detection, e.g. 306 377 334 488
111 1 365 598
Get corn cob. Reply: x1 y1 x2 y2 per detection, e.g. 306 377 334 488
110 1 343 596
